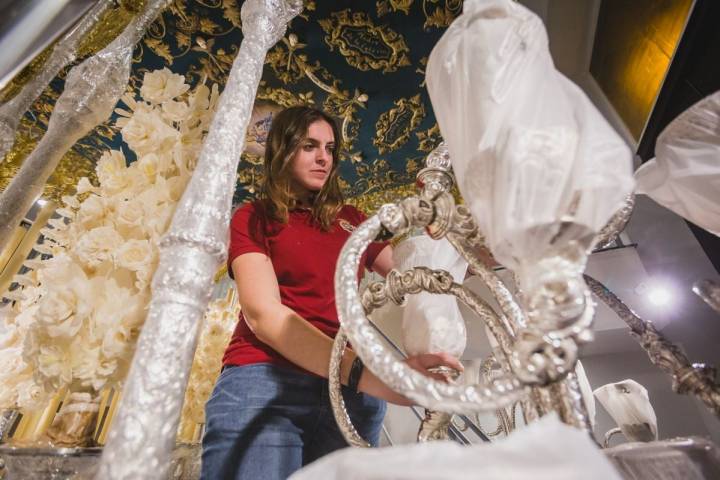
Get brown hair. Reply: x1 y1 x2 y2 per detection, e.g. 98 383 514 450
260 106 343 230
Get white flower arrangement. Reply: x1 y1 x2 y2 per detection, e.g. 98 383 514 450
0 68 219 409
179 288 239 429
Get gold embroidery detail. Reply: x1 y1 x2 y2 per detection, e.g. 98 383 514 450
422 0 462 29
264 34 366 154
416 122 442 152
257 83 315 108
190 37 237 84
318 10 411 74
377 0 414 16
236 166 263 196
298 0 316 21
221 0 241 28
348 182 417 215
374 94 425 154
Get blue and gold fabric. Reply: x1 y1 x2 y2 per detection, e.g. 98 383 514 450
0 0 461 212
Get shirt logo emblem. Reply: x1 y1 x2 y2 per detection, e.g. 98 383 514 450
338 219 356 233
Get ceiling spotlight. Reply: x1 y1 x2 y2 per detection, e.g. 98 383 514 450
646 285 672 307
635 281 673 308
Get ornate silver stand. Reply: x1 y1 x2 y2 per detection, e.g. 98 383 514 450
605 437 720 480
0 443 200 480
329 144 594 446
0 446 102 480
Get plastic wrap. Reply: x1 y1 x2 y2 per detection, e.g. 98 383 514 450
594 379 658 443
636 90 720 236
425 0 635 314
393 236 468 357
291 414 622 480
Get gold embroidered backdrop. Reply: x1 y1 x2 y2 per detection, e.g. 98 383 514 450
0 0 460 213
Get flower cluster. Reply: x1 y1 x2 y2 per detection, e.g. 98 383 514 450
0 291 49 410
0 68 219 407
179 288 238 428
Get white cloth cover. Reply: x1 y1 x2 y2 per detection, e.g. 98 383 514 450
635 90 720 236
574 360 596 428
594 379 658 442
392 236 468 357
425 0 635 287
290 414 623 480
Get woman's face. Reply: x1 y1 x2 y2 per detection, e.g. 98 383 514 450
289 119 335 194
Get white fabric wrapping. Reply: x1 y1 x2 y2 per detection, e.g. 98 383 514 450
291 414 622 480
574 360 596 428
425 0 635 285
392 236 468 357
594 379 658 442
635 90 720 236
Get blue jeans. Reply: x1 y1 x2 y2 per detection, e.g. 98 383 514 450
200 363 386 480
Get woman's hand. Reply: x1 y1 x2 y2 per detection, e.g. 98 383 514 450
404 352 464 382
359 352 463 406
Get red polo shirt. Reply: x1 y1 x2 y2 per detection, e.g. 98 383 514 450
222 201 388 369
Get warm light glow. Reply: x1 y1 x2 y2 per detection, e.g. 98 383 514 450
590 0 694 139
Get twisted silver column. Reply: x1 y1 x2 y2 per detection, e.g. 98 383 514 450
693 279 720 314
586 274 720 418
94 1 302 478
593 194 635 250
0 0 114 162
0 0 171 256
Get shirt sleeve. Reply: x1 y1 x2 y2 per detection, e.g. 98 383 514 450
227 203 268 279
345 206 390 271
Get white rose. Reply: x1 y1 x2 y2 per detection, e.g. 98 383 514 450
91 279 146 332
121 109 179 157
35 290 73 324
1 346 26 375
120 166 152 197
76 194 105 227
114 239 154 272
137 153 160 179
14 304 38 331
101 324 131 358
75 226 124 269
143 202 175 238
188 83 211 112
161 99 190 122
96 150 129 193
115 197 144 228
140 68 190 104
37 344 72 385
15 377 48 410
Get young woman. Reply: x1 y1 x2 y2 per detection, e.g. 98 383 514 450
201 106 461 479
